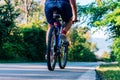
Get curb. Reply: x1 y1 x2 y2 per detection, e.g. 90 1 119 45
76 69 96 80
95 70 102 80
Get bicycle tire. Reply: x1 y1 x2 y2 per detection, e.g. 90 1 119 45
47 27 57 71
58 45 68 69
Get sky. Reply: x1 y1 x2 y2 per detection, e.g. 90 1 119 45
90 28 112 58
76 0 112 58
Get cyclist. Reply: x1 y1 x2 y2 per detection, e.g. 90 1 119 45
44 0 77 44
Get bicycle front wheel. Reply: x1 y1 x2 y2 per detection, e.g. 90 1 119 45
58 45 68 69
47 27 57 71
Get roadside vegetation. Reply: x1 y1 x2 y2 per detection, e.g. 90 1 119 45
77 0 120 79
77 0 120 62
0 0 46 62
0 0 120 64
0 0 97 62
96 63 120 80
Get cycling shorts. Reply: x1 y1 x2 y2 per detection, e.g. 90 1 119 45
44 0 72 25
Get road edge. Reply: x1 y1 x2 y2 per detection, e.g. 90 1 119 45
76 69 97 80
76 62 102 80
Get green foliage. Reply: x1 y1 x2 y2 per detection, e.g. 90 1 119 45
101 51 111 62
96 63 120 80
21 24 46 61
110 37 120 62
77 2 109 26
77 0 120 37
77 0 120 62
0 2 20 47
0 0 100 62
0 24 46 62
67 27 97 62
0 2 46 62
1 42 25 61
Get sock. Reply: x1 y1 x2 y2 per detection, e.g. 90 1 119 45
62 30 67 35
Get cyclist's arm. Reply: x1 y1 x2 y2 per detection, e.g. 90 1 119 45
69 0 77 21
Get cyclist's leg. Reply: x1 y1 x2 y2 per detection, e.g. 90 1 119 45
58 2 73 41
44 1 55 45
60 2 72 33
62 18 72 34
46 24 51 45
61 18 72 43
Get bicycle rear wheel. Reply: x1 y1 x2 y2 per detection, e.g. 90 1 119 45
58 45 68 69
47 27 57 71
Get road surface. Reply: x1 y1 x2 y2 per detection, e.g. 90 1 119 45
0 62 100 80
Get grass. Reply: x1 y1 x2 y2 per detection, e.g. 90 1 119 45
96 62 120 80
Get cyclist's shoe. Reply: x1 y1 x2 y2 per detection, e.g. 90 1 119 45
60 33 67 41
60 34 69 46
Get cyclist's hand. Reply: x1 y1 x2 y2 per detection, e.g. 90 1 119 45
72 19 79 24
72 16 77 22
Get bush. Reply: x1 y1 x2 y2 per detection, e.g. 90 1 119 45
96 63 120 80
67 27 97 62
21 25 46 62
0 42 25 61
0 25 46 62
0 1 46 62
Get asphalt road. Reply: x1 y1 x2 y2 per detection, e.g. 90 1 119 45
0 62 100 80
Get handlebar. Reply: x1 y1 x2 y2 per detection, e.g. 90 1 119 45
72 20 80 24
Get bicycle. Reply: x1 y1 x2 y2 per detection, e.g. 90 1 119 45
46 10 69 71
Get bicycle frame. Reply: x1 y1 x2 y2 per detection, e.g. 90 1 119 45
47 10 68 71
54 18 63 55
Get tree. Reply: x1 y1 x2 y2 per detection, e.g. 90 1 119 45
0 0 22 61
77 0 120 62
67 26 97 61
0 0 19 46
0 0 47 62
6 0 45 24
95 0 103 6
77 0 120 37
110 38 120 62
101 51 110 62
